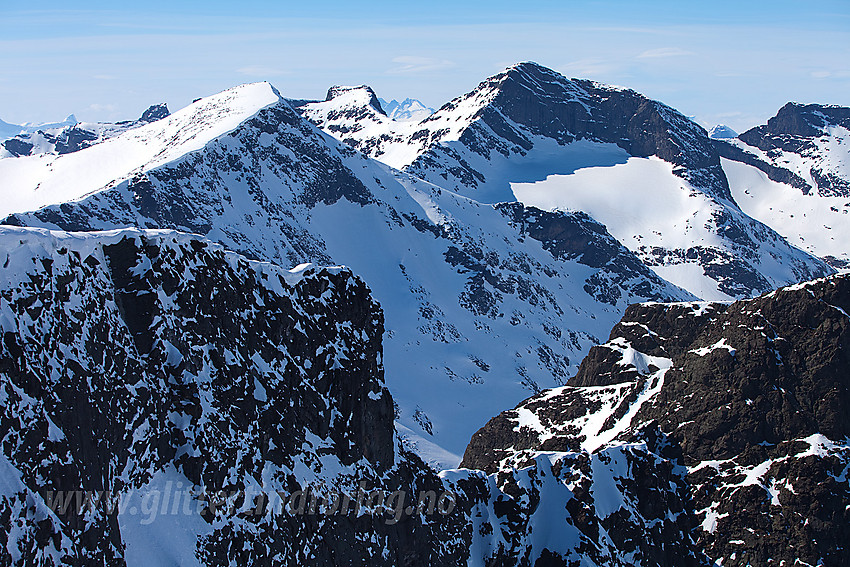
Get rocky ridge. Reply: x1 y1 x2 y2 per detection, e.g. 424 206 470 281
463 275 850 566
717 102 850 269
0 225 707 566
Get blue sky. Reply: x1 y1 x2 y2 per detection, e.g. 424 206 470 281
2 1 848 132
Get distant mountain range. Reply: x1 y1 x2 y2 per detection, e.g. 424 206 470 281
1 104 169 158
378 97 435 122
0 113 78 141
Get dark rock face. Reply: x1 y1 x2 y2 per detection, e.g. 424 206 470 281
496 203 692 305
741 102 850 143
463 275 850 566
0 226 703 567
0 228 476 566
326 85 386 115
450 426 708 567
2 125 99 156
1 137 34 157
139 103 170 123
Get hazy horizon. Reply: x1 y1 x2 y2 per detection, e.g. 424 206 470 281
2 0 849 133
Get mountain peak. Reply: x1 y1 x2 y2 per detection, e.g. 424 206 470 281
504 60 552 75
756 101 850 138
325 85 385 114
0 81 283 218
378 97 434 122
139 103 170 123
708 124 738 139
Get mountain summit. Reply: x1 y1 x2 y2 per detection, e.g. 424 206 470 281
303 62 832 300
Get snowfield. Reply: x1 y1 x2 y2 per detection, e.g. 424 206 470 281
723 156 850 267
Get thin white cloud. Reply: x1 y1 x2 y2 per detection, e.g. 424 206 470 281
637 47 694 59
236 65 289 78
810 69 850 79
558 58 619 78
386 56 454 75
88 103 117 113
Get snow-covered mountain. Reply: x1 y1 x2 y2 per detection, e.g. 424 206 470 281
714 103 850 268
0 114 77 141
379 97 435 122
464 274 850 566
302 62 832 300
707 124 737 139
298 85 424 167
2 64 849 566
1 104 169 158
0 81 692 467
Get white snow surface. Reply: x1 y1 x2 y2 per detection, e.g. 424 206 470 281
119 467 213 567
723 156 850 265
0 82 281 219
511 155 821 301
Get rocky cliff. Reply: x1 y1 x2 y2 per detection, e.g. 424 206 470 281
463 275 850 566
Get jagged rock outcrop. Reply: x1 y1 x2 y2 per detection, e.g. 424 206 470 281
463 275 850 566
725 102 850 198
0 226 707 567
0 226 477 566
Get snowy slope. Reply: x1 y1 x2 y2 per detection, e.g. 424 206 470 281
300 85 424 168
511 155 827 300
1 82 693 467
0 83 278 218
304 62 832 300
724 157 850 269
733 102 850 198
716 103 850 269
